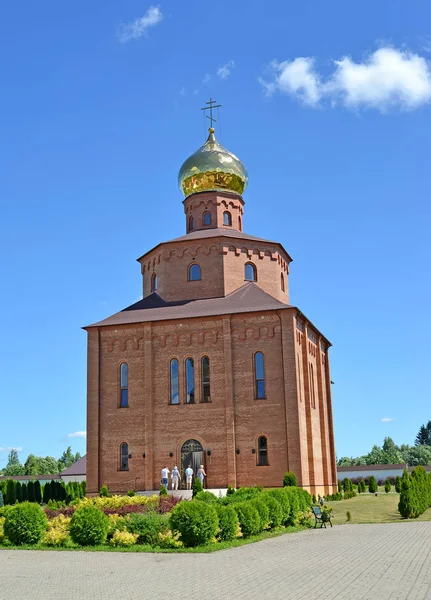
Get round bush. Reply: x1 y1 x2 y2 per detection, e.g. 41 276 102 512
170 500 218 547
195 491 218 504
268 490 291 526
126 513 169 545
215 505 239 541
70 506 109 546
249 499 269 531
283 472 297 487
260 494 283 529
234 502 261 537
4 502 47 545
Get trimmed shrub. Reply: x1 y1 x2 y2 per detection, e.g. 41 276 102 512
268 489 291 526
368 476 378 494
283 488 300 525
325 492 343 501
192 478 203 498
398 466 431 519
69 506 109 546
385 480 391 494
226 485 235 495
249 499 269 531
337 480 343 493
170 500 218 547
127 490 136 497
283 472 297 487
234 502 261 537
215 505 239 541
260 494 283 529
343 491 357 500
6 480 16 505
126 513 169 545
4 502 47 545
195 491 218 504
0 491 3 508
99 485 110 498
34 481 42 504
395 476 402 494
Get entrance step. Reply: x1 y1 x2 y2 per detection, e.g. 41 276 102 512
136 488 228 499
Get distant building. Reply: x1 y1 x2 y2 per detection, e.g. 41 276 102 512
337 464 431 481
84 113 338 496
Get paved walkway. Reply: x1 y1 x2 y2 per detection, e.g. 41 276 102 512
2 522 431 599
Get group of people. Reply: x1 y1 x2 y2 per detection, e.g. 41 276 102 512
160 464 206 490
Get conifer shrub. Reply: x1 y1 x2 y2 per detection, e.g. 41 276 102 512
34 481 42 504
283 472 297 487
385 479 391 494
234 502 261 537
0 491 3 508
127 490 136 497
249 499 270 531
395 476 402 494
27 481 34 503
159 484 168 497
260 494 283 529
192 478 203 498
368 476 378 493
360 480 366 493
195 491 218 504
69 506 109 546
268 489 291 526
215 505 239 541
126 513 169 545
4 502 47 545
6 480 16 505
337 480 343 493
283 488 300 525
99 485 110 498
170 500 218 547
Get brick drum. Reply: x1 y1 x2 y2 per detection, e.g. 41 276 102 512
84 135 338 496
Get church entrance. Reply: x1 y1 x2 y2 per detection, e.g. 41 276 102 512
181 439 203 488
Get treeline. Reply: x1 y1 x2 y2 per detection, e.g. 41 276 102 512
0 479 86 506
337 436 431 467
1 447 82 477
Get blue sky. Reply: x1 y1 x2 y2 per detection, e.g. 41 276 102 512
1 0 430 467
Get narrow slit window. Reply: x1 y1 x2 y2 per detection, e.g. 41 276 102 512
151 273 158 292
244 263 257 281
281 273 285 292
120 443 129 471
170 359 179 405
297 354 303 402
201 356 210 403
189 216 194 231
309 362 316 408
239 215 242 231
257 436 268 466
254 352 265 399
188 263 201 281
185 358 195 404
120 363 128 407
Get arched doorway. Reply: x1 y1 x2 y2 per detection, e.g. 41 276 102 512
181 439 203 487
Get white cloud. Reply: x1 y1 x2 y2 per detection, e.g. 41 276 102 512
381 417 395 423
118 6 163 42
68 431 86 439
260 47 431 112
217 60 235 79
0 446 23 452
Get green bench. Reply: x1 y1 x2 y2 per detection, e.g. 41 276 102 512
312 505 332 528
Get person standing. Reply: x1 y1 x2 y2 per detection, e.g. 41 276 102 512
185 464 194 490
161 466 170 490
197 465 206 487
171 465 180 490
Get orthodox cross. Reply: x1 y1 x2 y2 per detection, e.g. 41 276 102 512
201 97 221 128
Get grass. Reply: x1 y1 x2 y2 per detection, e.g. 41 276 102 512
327 493 431 525
0 525 308 553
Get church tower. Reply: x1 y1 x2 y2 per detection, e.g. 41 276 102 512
84 102 337 496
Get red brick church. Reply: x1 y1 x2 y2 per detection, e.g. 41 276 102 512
84 110 337 496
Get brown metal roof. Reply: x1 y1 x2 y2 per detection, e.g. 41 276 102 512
85 283 292 328
61 455 86 476
137 228 293 263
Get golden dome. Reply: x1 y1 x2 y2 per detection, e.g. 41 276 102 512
178 128 248 198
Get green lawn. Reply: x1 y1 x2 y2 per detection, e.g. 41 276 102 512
327 493 431 525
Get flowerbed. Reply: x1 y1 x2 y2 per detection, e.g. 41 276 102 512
0 486 313 551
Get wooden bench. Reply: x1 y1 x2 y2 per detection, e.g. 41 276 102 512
312 505 333 528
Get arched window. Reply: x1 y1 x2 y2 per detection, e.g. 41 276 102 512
170 359 179 405
189 216 194 231
201 356 210 403
203 212 211 226
223 211 232 226
120 442 129 471
120 363 128 407
257 436 268 466
238 215 242 231
188 263 201 281
281 273 285 292
151 273 158 292
244 263 257 282
254 352 265 399
309 362 316 408
185 358 195 404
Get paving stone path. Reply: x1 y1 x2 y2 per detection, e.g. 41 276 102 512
2 522 431 600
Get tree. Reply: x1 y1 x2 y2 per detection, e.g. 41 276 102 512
6 479 17 505
58 446 81 471
385 479 391 494
3 449 24 476
368 476 378 493
415 421 431 447
24 455 59 476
